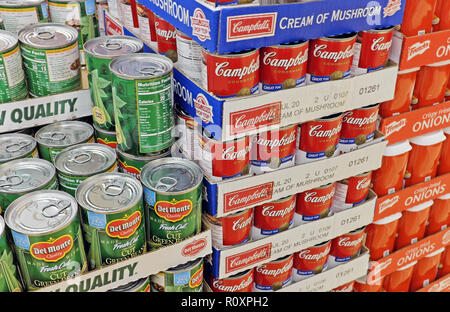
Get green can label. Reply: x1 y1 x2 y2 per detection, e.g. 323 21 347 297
81 204 147 270
10 220 87 290
151 260 203 292
0 229 23 292
144 187 202 250
0 4 48 35
21 42 81 98
0 45 28 104
113 73 174 155
95 129 117 149
38 136 95 164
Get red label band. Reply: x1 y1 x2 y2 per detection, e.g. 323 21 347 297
254 255 294 291
356 29 394 70
154 16 177 55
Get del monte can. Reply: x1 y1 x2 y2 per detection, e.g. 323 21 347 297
0 158 58 215
84 35 144 132
141 157 202 250
151 257 203 292
76 172 146 270
0 133 38 164
4 190 88 290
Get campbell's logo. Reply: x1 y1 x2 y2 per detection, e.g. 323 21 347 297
371 37 392 52
304 189 336 204
155 22 176 40
215 59 260 79
227 13 277 42
356 177 371 190
313 44 354 63
408 41 431 61
256 259 293 277
230 102 281 135
155 199 193 222
225 244 272 273
191 8 211 42
263 50 308 70
384 119 407 137
189 264 204 288
338 236 364 247
343 112 378 128
254 131 296 150
212 274 253 292
106 211 142 239
224 182 274 213
261 203 295 219
182 238 207 257
30 235 73 262
309 124 342 138
297 245 331 261
232 216 253 231
222 145 251 160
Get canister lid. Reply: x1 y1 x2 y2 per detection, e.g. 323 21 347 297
425 247 445 258
372 212 403 225
18 23 78 49
4 190 78 235
406 200 434 212
409 130 446 146
35 121 94 148
383 140 412 156
84 35 143 58
0 30 18 54
109 53 173 80
0 133 36 163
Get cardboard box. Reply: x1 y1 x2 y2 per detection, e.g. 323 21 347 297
204 132 386 217
374 173 450 222
416 273 450 292
207 192 376 278
35 230 212 292
138 0 405 54
378 101 450 145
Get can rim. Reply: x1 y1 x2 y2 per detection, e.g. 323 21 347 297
361 26 396 35
93 123 117 135
35 121 94 148
202 46 258 58
83 35 144 59
0 30 19 54
164 257 203 273
0 133 37 162
18 23 79 50
116 147 171 162
109 53 173 80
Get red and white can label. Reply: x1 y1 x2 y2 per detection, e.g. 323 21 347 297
198 133 251 180
252 195 296 240
295 115 343 164
338 104 379 154
250 124 298 174
260 43 308 92
331 172 372 213
209 269 254 292
136 4 151 42
294 183 336 225
329 228 365 268
154 15 177 58
254 255 294 291
352 28 394 75
307 35 356 84
201 49 260 98
292 240 331 281
204 209 253 250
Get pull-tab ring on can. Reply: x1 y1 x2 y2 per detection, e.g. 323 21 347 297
0 175 24 188
139 66 164 76
40 131 67 142
36 30 56 41
5 141 32 153
103 180 126 196
41 200 71 218
70 151 92 164
104 40 123 51
155 177 178 192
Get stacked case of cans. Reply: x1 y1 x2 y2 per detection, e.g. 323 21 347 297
344 0 450 293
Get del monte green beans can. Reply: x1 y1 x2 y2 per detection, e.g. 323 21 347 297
35 120 94 163
18 23 81 98
84 35 144 132
76 172 146 270
0 215 23 292
0 0 49 35
141 157 203 250
0 133 38 164
110 53 175 156
117 147 171 181
0 158 59 215
151 258 204 292
54 143 118 196
94 123 117 149
4 190 88 290
0 30 28 104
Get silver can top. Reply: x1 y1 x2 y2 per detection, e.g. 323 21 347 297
108 277 149 292
18 23 78 49
141 157 203 194
0 158 55 194
84 35 143 59
0 30 18 54
76 172 143 214
54 143 116 177
4 190 78 236
0 133 37 163
109 53 173 80
0 0 46 7
35 121 94 148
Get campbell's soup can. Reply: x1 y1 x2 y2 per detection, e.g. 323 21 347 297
331 171 372 213
209 269 254 292
338 104 379 154
295 113 343 164
354 275 384 292
154 15 178 63
383 260 417 292
252 195 296 240
198 130 251 181
307 33 356 84
395 201 433 250
426 193 450 236
364 212 402 261
437 128 450 175
260 41 308 92
176 30 202 84
328 227 365 269
371 140 412 197
203 209 253 249
410 247 445 291
401 0 438 36
434 0 450 31
413 60 450 109
351 27 394 76
250 124 298 175
254 254 293 291
294 183 335 226
404 130 446 187
292 240 331 282
201 48 260 98
330 281 354 292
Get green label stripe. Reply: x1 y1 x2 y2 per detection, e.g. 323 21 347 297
0 46 28 104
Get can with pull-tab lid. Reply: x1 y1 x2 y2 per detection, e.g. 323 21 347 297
0 133 38 164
